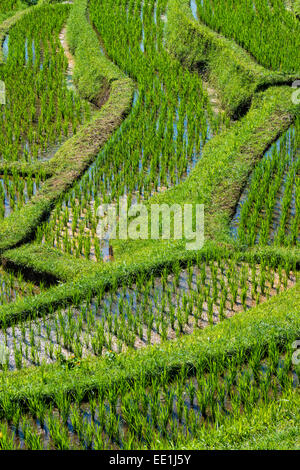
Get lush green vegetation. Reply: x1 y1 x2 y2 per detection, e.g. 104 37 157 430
232 120 299 247
0 340 298 449
0 4 88 164
66 0 124 103
0 3 91 220
0 285 299 449
0 267 43 305
0 0 133 253
0 254 297 370
168 0 297 117
36 0 299 264
195 0 300 73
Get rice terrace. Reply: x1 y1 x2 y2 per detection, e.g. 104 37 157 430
0 0 298 455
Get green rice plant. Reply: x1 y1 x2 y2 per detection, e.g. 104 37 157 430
38 0 217 261
232 123 300 248
47 411 71 450
21 418 44 450
0 255 296 371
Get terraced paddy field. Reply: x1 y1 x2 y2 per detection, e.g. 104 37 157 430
0 0 298 453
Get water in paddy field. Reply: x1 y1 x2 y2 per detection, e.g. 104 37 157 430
4 36 36 65
230 126 299 244
84 88 140 180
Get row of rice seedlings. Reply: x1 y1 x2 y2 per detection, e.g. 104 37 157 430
0 169 47 219
36 0 229 261
0 339 298 449
0 0 20 16
231 123 300 247
190 0 198 20
0 0 17 11
0 4 90 163
1 256 296 370
292 0 300 16
0 267 43 306
195 0 300 73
